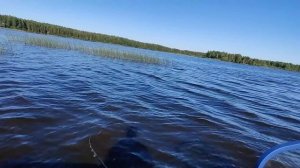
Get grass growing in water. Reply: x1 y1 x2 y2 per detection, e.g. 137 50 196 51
9 35 167 65
0 45 5 55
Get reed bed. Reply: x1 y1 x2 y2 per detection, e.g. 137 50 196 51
0 47 4 54
9 35 167 65
0 44 5 55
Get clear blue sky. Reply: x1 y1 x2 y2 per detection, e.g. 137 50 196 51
0 0 299 64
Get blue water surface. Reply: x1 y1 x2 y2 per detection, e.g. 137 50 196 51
0 28 299 168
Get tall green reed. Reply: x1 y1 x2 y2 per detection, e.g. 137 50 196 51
8 34 168 65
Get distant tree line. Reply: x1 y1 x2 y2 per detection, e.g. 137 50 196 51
0 15 204 57
0 15 299 72
206 51 300 71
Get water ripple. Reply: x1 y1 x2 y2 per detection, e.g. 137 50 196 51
0 29 300 167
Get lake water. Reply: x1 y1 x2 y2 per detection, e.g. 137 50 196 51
0 28 300 168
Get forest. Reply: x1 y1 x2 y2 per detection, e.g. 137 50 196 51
205 51 300 71
1 15 299 72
